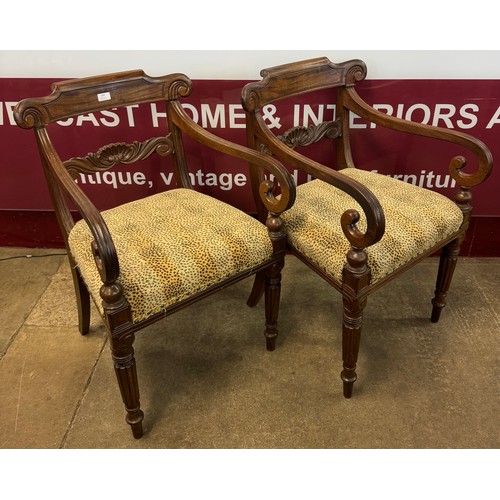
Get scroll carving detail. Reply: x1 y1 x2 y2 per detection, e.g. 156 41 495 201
345 62 367 86
64 134 174 175
14 106 47 129
167 76 192 100
260 120 341 154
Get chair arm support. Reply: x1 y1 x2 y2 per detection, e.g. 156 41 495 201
167 101 296 215
253 114 386 249
344 88 493 188
36 128 120 285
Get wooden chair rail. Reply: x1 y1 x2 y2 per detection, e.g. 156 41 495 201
241 57 367 112
344 87 493 188
14 70 192 128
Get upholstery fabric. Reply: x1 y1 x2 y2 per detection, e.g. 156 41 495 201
282 168 464 284
68 188 273 323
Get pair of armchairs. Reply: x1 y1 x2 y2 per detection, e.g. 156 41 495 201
14 57 492 439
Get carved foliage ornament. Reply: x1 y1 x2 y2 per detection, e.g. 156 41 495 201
260 120 342 154
64 134 174 175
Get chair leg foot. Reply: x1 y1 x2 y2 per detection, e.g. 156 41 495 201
127 410 145 439
341 248 370 399
342 377 356 398
265 335 276 352
430 306 443 323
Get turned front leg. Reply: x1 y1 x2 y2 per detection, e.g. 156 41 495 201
102 281 144 438
263 213 286 352
341 247 371 398
341 295 367 398
264 262 283 351
110 332 144 439
432 186 472 322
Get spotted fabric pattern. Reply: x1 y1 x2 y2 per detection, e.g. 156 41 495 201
282 168 464 284
68 188 273 323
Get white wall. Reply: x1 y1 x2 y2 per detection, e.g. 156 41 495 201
1 51 500 80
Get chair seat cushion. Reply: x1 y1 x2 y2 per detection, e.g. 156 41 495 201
282 168 464 284
68 188 273 323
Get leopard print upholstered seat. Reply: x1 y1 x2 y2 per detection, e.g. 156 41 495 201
68 188 273 323
282 168 464 284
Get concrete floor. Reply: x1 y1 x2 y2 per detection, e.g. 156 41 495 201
0 247 498 449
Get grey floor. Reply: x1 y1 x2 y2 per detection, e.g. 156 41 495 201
0 247 498 449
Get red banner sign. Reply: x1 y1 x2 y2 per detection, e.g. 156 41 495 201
1 78 499 216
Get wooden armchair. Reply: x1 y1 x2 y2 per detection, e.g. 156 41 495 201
14 70 295 438
241 57 493 398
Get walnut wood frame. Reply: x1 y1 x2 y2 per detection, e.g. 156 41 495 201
241 57 493 398
15 70 296 438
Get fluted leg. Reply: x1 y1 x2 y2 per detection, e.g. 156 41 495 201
341 295 367 398
102 281 143 438
431 237 462 323
247 270 266 307
341 247 371 398
110 332 144 439
262 211 287 352
264 262 283 351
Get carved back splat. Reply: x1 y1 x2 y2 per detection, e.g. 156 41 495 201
64 135 175 176
260 119 342 155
